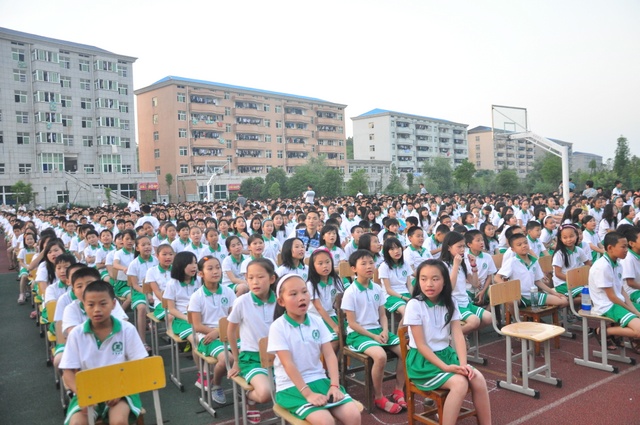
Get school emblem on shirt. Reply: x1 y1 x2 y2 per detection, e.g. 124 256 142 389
483 263 487 269
112 341 123 355
618 273 622 279
402 270 407 277
221 254 227 260
303 273 308 280
330 288 337 296
312 329 320 341
221 297 228 305
444 313 450 323
374 294 380 302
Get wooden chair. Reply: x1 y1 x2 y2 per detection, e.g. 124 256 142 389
491 253 503 270
489 280 565 398
142 283 169 356
566 266 636 373
276 253 283 266
397 326 476 425
162 298 197 391
44 300 57 367
257 337 362 425
75 356 166 425
335 293 397 412
338 261 353 280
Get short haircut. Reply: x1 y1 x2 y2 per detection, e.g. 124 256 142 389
435 224 451 235
55 253 77 266
176 221 190 232
525 221 542 232
171 251 197 282
225 235 241 251
385 218 400 228
620 226 639 243
603 231 625 249
83 279 115 300
85 229 99 238
507 232 527 247
350 225 363 234
349 249 374 267
405 216 419 227
71 267 101 285
407 226 423 238
464 229 483 246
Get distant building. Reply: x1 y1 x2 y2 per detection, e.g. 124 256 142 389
572 151 602 172
467 126 573 176
135 77 347 201
351 109 468 175
0 27 157 207
346 159 392 195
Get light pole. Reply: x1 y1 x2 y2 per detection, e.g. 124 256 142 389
43 186 47 209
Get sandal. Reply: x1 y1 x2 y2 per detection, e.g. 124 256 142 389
629 338 640 354
374 396 402 414
144 344 153 355
246 409 261 425
594 327 617 351
390 389 408 409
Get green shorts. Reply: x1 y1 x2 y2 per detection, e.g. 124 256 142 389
99 269 110 280
152 303 166 320
197 338 225 358
113 280 131 298
275 379 352 420
406 346 461 391
521 293 549 307
130 290 147 309
602 304 638 327
321 316 339 342
467 290 489 305
19 267 28 278
385 293 410 313
64 393 141 425
458 303 486 321
630 291 640 303
238 351 268 383
54 343 65 356
172 317 192 340
346 327 399 353
555 283 583 298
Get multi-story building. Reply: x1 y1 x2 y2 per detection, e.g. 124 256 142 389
351 109 468 174
135 76 348 202
468 126 573 176
0 27 157 207
572 151 603 172
345 159 392 195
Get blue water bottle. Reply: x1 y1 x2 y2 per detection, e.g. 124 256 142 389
581 286 591 312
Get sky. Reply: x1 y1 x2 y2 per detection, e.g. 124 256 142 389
2 0 639 160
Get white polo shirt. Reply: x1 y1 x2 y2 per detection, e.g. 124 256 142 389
171 238 191 254
326 245 347 266
307 277 339 318
344 239 359 261
405 297 461 352
515 208 533 225
54 291 75 322
589 254 625 315
60 317 147 371
188 284 236 328
44 281 69 304
403 245 432 272
268 313 331 392
62 299 128 334
423 235 442 260
222 255 247 286
145 265 172 306
445 263 470 308
341 279 386 333
163 278 201 314
527 236 545 258
113 248 134 281
552 246 590 287
276 263 309 282
378 261 413 295
261 236 281 262
127 255 158 283
184 242 209 261
498 254 544 298
465 250 497 291
227 291 276 352
83 244 101 267
240 256 277 275
540 228 557 248
621 249 640 297
204 243 229 264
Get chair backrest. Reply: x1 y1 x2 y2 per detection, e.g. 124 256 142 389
539 254 553 274
276 253 283 266
489 279 521 307
373 269 380 285
142 282 152 295
492 253 503 270
338 261 353 279
76 356 166 407
334 293 348 353
397 326 409 360
258 337 274 369
45 300 57 323
218 317 229 343
566 265 590 315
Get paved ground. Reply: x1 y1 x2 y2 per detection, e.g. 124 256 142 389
0 237 637 424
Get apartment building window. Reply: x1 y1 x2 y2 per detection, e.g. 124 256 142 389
32 49 59 63
119 84 128 95
19 163 32 174
79 79 91 90
153 114 158 124
369 145 375 152
153 131 159 141
61 115 72 127
277 150 283 159
81 98 92 110
60 76 71 88
40 152 64 172
0 132 3 144
265 150 272 159
122 165 132 173
155 166 161 176
177 93 186 102
17 132 30 145
63 135 74 146
16 112 29 124
14 91 27 103
226 140 232 149
225 124 232 133
96 98 117 109
224 107 231 116
94 60 115 72
224 92 230 100
99 136 119 145
119 102 129 113
13 69 26 82
12 47 25 62
475 136 480 141
79 59 90 72
178 111 186 121
179 146 187 156
263 104 270 112
179 164 188 174
154 149 160 159
121 138 131 148
265 135 272 142
83 136 93 147
61 96 71 107
275 106 282 113
101 154 121 173
59 56 70 69
57 191 69 204
178 128 187 138
118 66 128 78
95 79 117 91
120 120 130 130
98 117 118 127
275 121 282 129
264 119 271 127
0 164 5 174
277 136 283 144
391 132 395 138
37 132 61 143
84 164 95 173
339 154 344 160
369 134 375 140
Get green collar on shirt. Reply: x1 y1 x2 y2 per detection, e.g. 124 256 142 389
431 235 441 247
628 249 640 261
202 284 223 296
180 278 196 287
208 244 221 253
318 276 334 288
424 297 443 307
283 312 310 327
191 242 203 250
410 245 426 256
603 253 618 267
138 255 154 263
468 249 484 258
158 265 171 273
251 290 276 306
516 254 538 270
58 281 67 289
121 248 132 255
231 255 244 265
527 235 538 243
83 316 121 348
354 279 373 291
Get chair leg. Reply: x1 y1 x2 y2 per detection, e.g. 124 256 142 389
467 329 487 365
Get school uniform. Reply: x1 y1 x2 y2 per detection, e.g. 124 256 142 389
184 242 208 260
127 255 158 308
464 250 497 295
171 238 191 254
597 219 614 241
240 256 277 275
378 261 413 312
276 263 309 282
340 279 399 352
145 265 172 319
17 247 36 278
498 255 547 306
551 247 590 296
307 277 341 340
163 278 202 339
62 299 128 334
344 239 359 260
540 228 557 252
60 317 147 425
228 291 277 382
189 285 236 357
83 244 101 268
403 245 432 271
404 297 462 391
324 245 347 266
262 235 281 262
267 313 352 420
582 230 602 263
527 235 545 258
589 254 638 326
113 248 135 298
446 263 485 320
423 235 443 260
588 207 604 225
222 255 247 290
621 249 640 304
204 243 228 264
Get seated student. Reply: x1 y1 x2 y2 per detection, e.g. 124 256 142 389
204 227 229 264
526 221 546 258
222 236 249 296
464 230 497 306
590 231 640 353
276 238 309 281
378 218 405 246
344 225 364 260
241 234 277 276
319 224 347 267
540 216 558 253
403 226 432 274
43 253 77 332
357 233 384 268
82 230 101 268
370 223 382 238
184 226 208 260
341 249 406 414
16 231 37 304
60 280 148 425
189 255 236 403
171 221 191 254
495 233 569 309
405 260 492 425
552 224 591 302
379 237 414 326
268 273 360 425
424 224 450 260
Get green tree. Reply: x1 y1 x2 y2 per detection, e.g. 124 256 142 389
423 157 453 193
385 164 405 195
240 177 265 200
321 168 344 197
105 187 112 205
494 169 520 194
268 182 281 199
287 157 338 198
613 136 631 184
165 173 174 202
346 169 369 195
406 173 415 193
472 170 495 194
12 181 33 206
588 159 597 176
452 159 476 192
538 153 562 186
262 167 288 198
346 137 354 160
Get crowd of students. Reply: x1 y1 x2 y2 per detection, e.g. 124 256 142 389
4 185 640 425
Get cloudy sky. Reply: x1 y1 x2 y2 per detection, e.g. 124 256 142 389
2 0 638 160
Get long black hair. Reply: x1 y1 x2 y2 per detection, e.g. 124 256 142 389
554 224 579 268
439 231 468 278
602 203 618 228
411 259 456 326
307 249 342 299
382 237 405 268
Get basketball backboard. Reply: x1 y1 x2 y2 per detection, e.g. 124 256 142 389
491 105 528 139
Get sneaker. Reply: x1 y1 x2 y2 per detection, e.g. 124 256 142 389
195 373 209 391
211 386 226 404
17 294 25 305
